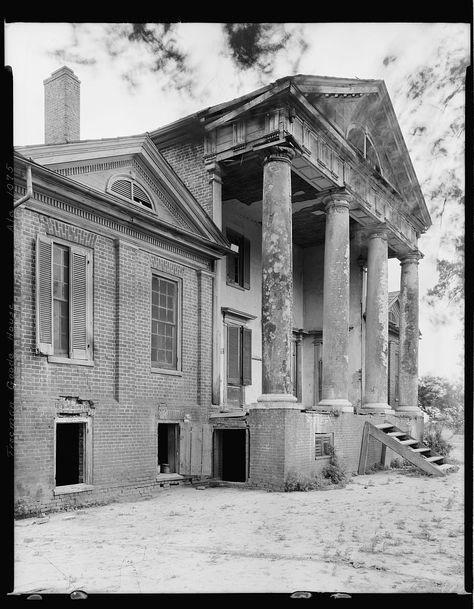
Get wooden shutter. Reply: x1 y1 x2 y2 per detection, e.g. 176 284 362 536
242 237 250 289
242 327 252 386
36 235 54 355
70 246 92 360
227 325 241 385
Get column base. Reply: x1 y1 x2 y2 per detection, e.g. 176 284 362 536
316 399 353 413
253 393 301 409
393 406 423 416
359 403 395 414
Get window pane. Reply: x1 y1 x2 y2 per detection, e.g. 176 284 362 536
151 276 178 368
53 245 69 355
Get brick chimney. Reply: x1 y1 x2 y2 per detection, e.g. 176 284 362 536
44 66 80 144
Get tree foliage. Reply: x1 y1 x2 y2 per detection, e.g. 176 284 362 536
418 375 464 432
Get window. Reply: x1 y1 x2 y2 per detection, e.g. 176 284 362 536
315 434 332 459
36 235 93 361
226 323 252 408
226 229 250 289
109 177 154 210
151 274 180 370
55 417 92 492
347 127 383 175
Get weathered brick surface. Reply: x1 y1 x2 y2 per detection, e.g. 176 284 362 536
14 202 214 516
159 140 213 217
247 409 412 490
44 67 80 144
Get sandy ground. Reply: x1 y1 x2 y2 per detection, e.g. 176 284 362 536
12 435 466 595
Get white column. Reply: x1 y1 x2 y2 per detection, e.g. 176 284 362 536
396 251 423 414
208 163 224 406
362 227 393 413
317 191 352 412
258 145 298 406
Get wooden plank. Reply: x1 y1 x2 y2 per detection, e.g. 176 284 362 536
358 422 371 475
366 424 445 477
426 455 444 462
180 423 191 475
201 424 213 477
190 424 203 476
375 423 394 430
399 439 418 446
387 431 406 437
412 447 430 453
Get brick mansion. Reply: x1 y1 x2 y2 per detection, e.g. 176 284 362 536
12 67 432 515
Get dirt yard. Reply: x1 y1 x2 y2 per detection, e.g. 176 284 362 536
12 435 465 595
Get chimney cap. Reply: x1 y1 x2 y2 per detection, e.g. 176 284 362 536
43 66 81 85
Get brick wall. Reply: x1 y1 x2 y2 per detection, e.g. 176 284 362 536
14 203 214 516
44 67 80 144
247 409 403 490
159 140 213 217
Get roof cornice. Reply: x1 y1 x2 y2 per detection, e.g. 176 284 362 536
14 153 231 258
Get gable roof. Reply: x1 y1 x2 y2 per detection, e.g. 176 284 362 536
15 134 229 253
150 74 431 232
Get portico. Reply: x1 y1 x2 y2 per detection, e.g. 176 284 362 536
154 73 430 486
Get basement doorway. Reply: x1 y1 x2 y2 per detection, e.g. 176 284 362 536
213 429 248 482
158 423 179 474
55 421 86 487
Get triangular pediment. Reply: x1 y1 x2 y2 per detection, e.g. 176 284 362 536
291 76 431 230
15 135 228 249
182 74 430 232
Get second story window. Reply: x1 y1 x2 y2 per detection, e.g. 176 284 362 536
36 235 93 362
226 229 250 290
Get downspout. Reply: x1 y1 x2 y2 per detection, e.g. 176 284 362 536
13 164 32 209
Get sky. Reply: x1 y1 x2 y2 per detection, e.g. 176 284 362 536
5 21 470 382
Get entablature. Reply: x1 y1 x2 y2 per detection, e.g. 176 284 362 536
203 103 419 250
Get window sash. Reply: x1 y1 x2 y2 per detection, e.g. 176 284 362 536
151 275 179 369
226 229 250 289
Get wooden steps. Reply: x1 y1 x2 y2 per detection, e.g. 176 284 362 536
358 421 449 477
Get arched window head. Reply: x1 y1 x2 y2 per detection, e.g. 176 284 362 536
347 127 383 176
108 176 154 211
347 127 365 156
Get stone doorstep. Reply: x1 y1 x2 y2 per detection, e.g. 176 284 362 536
155 473 184 482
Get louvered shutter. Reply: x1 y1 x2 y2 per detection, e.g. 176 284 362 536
36 235 54 355
243 237 250 289
111 179 132 199
70 246 92 360
132 183 153 209
227 325 241 385
242 327 252 386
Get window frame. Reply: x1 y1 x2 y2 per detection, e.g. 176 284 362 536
347 126 384 177
36 235 94 365
107 175 155 212
150 270 182 374
225 228 250 290
53 416 93 495
224 319 252 408
314 433 333 460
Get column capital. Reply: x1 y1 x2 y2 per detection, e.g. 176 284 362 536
322 189 353 211
261 144 296 165
368 224 388 241
205 161 223 184
399 250 423 265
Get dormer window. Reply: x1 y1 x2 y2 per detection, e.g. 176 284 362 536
347 127 383 176
108 176 154 210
